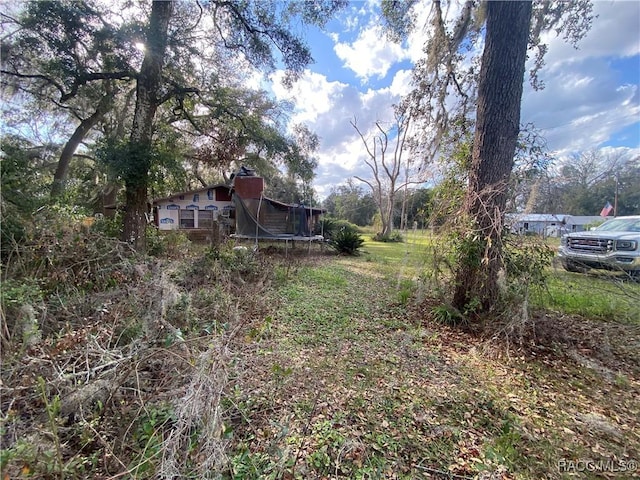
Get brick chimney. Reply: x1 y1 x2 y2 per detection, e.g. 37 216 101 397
233 175 264 199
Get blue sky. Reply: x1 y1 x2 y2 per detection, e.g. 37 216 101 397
268 0 640 199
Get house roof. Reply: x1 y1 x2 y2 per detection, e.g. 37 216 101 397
258 195 326 215
505 214 604 225
234 193 327 215
505 213 569 223
152 184 231 204
152 184 326 214
564 215 604 225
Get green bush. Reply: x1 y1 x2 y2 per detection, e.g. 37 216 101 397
1 202 28 258
174 243 263 289
0 136 51 258
90 212 123 239
372 231 403 243
329 229 364 255
146 227 190 257
431 304 466 326
317 217 359 240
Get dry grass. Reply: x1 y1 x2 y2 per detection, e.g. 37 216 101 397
1 234 275 479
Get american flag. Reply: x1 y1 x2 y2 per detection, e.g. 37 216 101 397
600 202 613 217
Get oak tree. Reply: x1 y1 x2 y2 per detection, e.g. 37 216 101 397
3 0 345 251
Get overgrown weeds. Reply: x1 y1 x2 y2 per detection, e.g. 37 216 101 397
0 217 277 479
222 255 640 479
372 231 403 243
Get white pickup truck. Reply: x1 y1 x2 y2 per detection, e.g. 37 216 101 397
557 216 640 281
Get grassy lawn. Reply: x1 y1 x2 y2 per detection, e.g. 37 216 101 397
225 235 640 479
535 269 640 323
356 230 442 284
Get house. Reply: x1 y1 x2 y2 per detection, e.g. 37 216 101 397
232 173 325 240
505 213 604 237
151 172 325 242
564 216 607 233
152 184 234 233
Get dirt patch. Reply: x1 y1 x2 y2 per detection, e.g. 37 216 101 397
412 295 640 380
511 312 640 379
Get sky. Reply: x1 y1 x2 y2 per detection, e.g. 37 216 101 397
265 0 640 200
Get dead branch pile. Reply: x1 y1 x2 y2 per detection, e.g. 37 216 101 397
1 232 276 478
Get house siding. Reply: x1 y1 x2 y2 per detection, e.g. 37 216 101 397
154 186 233 230
505 214 604 237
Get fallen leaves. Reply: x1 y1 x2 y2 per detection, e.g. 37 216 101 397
3 249 638 479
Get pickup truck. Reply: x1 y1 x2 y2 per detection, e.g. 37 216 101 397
557 216 640 281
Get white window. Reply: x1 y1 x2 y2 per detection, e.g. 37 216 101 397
180 209 194 228
198 210 213 229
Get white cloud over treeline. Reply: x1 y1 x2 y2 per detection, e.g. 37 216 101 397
269 1 640 198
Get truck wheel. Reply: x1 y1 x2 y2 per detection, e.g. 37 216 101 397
626 270 640 282
563 261 588 273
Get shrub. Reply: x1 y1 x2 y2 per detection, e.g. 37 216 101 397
329 229 364 255
317 217 359 240
372 231 403 243
431 304 466 326
146 227 190 257
90 212 123 239
1 202 28 258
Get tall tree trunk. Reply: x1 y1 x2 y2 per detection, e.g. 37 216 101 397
378 190 391 236
50 94 111 199
400 183 408 231
452 1 532 314
385 191 395 234
123 0 173 251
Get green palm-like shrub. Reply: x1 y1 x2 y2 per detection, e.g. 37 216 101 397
316 217 360 240
329 229 364 255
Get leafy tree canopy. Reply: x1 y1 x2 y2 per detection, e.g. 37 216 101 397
1 0 338 233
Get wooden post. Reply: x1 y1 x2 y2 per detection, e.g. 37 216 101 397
614 174 619 217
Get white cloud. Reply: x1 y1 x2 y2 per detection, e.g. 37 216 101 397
338 0 377 33
553 146 640 176
270 70 349 125
268 66 411 198
524 76 638 155
542 1 640 70
389 68 413 97
331 0 454 82
334 23 408 81
405 0 471 63
271 69 400 140
596 145 640 161
242 69 265 91
275 1 639 199
522 2 640 156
